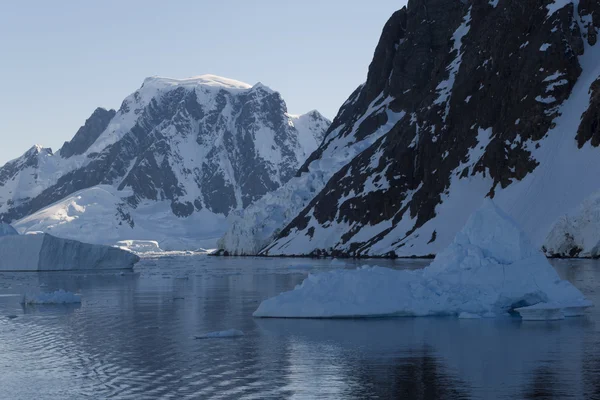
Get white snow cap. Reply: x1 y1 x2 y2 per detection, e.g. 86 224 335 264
254 200 591 319
142 74 252 91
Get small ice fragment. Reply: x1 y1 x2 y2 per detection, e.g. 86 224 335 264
562 300 593 317
515 303 565 321
330 258 346 266
194 329 245 339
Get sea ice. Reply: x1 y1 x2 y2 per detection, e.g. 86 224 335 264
253 200 591 319
194 329 245 339
21 290 82 305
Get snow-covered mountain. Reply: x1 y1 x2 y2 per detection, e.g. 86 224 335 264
1 75 330 250
221 0 600 257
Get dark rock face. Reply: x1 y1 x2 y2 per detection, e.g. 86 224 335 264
60 108 116 158
264 0 600 257
0 77 330 225
577 78 600 147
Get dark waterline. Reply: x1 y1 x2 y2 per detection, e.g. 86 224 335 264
0 257 599 399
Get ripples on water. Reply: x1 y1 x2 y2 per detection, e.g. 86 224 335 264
0 257 599 399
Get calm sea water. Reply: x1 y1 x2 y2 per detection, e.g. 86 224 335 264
0 256 599 399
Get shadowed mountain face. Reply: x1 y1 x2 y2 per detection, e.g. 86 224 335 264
0 75 329 249
257 0 600 257
60 108 117 158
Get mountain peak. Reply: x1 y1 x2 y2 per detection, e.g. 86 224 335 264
141 74 252 91
251 82 276 94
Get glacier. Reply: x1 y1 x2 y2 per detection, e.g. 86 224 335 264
0 231 139 271
253 200 591 319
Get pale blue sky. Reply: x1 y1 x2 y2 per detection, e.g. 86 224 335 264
0 1 404 164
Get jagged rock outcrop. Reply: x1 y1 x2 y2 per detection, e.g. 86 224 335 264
221 0 600 257
60 108 116 158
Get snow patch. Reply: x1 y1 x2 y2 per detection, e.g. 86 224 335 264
546 0 574 18
434 7 472 121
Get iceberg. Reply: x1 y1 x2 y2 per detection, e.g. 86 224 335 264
253 200 591 319
0 233 139 271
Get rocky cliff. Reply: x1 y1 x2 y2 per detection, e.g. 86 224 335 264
222 0 600 257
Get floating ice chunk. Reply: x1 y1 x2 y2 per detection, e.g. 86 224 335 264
0 233 139 271
116 240 163 254
515 303 565 321
562 301 593 317
330 258 346 266
21 290 82 305
194 329 245 339
254 200 591 319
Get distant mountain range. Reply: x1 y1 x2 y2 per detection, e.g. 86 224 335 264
1 75 330 250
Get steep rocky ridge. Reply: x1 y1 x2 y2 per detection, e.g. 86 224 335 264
248 0 600 257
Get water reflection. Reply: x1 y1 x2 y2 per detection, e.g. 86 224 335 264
0 257 598 399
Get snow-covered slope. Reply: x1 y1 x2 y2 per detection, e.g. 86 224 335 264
229 0 600 257
0 233 139 271
1 75 330 249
